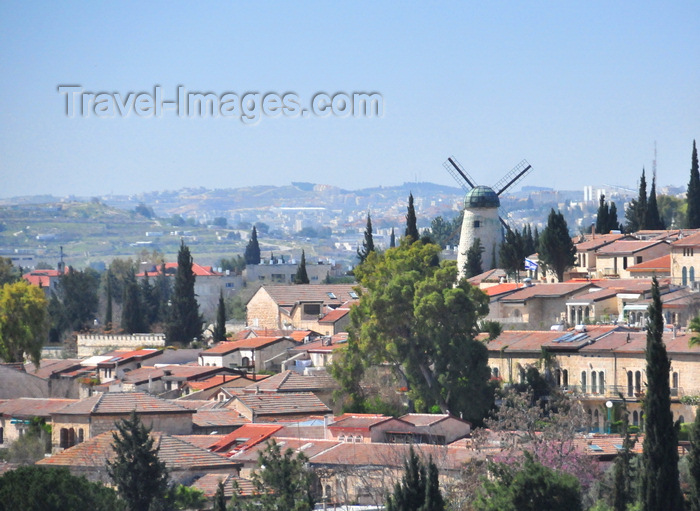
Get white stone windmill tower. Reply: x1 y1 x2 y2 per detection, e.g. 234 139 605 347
443 156 533 279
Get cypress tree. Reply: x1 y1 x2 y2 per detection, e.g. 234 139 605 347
609 202 621 233
212 290 226 343
294 250 310 284
390 228 396 248
105 273 113 331
405 193 419 243
596 194 610 234
156 261 171 324
539 209 576 282
121 270 146 334
688 407 700 511
500 228 525 282
357 212 375 263
165 241 203 345
612 404 637 511
107 411 170 511
244 226 261 265
386 447 445 511
213 480 226 511
464 238 484 279
688 140 700 229
645 175 665 230
626 168 649 232
640 277 682 511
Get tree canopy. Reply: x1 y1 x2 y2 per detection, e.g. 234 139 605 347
357 212 375 263
596 194 622 234
538 209 576 282
386 447 445 511
0 280 49 366
499 228 525 282
213 290 227 343
463 238 484 279
294 250 310 284
405 193 419 242
331 239 493 424
244 226 261 265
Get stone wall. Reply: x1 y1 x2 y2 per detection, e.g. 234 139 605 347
246 288 281 329
77 333 166 357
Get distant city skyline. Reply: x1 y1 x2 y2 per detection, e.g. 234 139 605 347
1 2 698 199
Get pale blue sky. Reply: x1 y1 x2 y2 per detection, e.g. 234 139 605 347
1 1 698 198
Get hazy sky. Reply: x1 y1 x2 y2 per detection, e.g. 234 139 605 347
1 1 698 198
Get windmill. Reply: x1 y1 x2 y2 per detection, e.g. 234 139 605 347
443 156 533 278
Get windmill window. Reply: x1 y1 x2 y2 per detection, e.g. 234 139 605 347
473 220 481 228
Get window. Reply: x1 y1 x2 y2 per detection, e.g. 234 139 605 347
591 372 597 394
692 267 696 283
683 267 688 286
635 371 642 394
492 367 499 378
680 415 686 424
636 256 643 264
225 282 235 288
303 304 321 316
241 357 250 367
633 411 639 426
581 371 587 393
338 435 345 442
627 371 633 397
78 429 84 443
599 371 605 394
0 427 3 444
562 369 568 387
623 258 628 270
473 220 481 228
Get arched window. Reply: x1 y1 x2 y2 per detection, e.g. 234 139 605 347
683 267 688 286
591 372 598 394
673 372 679 390
691 267 696 283
599 371 605 394
562 369 569 388
627 371 633 397
241 357 250 368
581 371 587 393
594 409 600 431
355 435 363 443
585 306 590 321
570 307 576 324
338 435 346 442
633 411 639 426
556 369 562 387
78 429 84 443
60 428 68 448
680 415 686 424
0 427 3 444
492 367 499 378
635 371 642 394
67 428 76 448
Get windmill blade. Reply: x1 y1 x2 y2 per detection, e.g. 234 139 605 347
443 156 477 191
493 159 532 196
498 207 510 230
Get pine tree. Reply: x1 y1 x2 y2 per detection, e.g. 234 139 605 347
539 209 576 282
390 228 396 248
688 406 700 511
500 228 525 282
688 140 700 229
405 193 419 243
640 277 683 511
645 175 665 230
140 273 158 328
121 270 146 334
357 212 375 263
626 168 648 232
244 226 261 265
107 411 170 511
165 241 203 345
464 238 484 279
104 273 113 331
213 290 227 343
294 250 310 284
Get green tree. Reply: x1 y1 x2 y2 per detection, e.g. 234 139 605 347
0 280 49 366
331 240 493 424
244 227 261 265
626 169 648 232
538 209 576 282
294 250 310 284
386 447 445 511
213 290 227 343
155 262 171 324
688 140 700 229
0 466 123 511
243 439 315 511
475 453 583 511
55 267 100 333
688 407 700 511
0 257 20 285
165 241 203 346
430 216 456 249
596 194 611 234
640 277 683 511
212 480 226 511
105 273 113 331
357 212 375 263
405 193 419 243
657 194 686 229
121 270 147 334
644 175 665 230
522 224 536 256
500 228 525 282
464 238 484 279
107 411 170 511
612 403 638 511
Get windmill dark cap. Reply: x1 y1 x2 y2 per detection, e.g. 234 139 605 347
464 186 500 208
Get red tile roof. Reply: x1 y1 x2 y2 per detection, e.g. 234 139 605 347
318 307 351 324
0 398 77 418
192 409 249 428
328 414 392 431
498 282 593 302
574 234 627 252
210 423 283 453
245 370 338 393
482 283 525 297
596 240 667 255
37 431 240 471
232 392 331 417
627 254 671 272
201 337 296 355
138 262 221 277
671 230 700 247
191 474 256 498
52 392 192 416
259 284 359 306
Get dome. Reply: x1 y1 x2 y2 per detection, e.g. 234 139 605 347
464 186 500 208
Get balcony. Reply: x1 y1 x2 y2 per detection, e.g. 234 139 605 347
561 385 685 400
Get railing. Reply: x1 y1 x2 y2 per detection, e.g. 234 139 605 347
560 384 685 400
